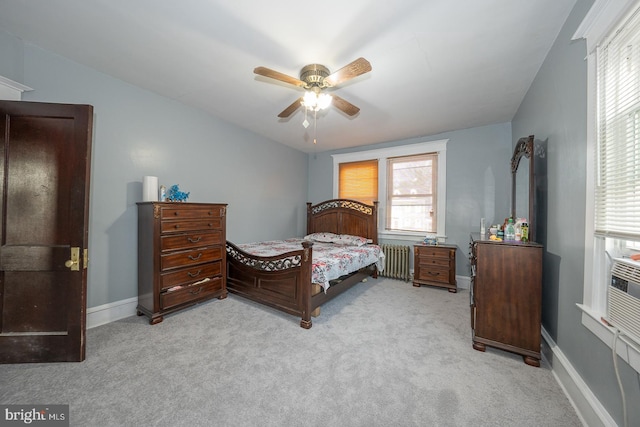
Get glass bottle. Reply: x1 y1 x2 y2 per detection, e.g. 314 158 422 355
505 218 516 241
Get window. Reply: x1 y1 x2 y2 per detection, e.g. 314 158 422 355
332 140 447 239
595 7 640 243
338 160 378 206
386 154 438 233
575 0 640 371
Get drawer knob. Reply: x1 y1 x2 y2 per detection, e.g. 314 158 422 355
189 287 203 295
428 271 440 276
174 212 179 216
174 224 180 229
188 236 202 243
208 223 213 227
188 253 203 261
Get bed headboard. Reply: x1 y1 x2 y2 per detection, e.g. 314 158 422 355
306 199 379 244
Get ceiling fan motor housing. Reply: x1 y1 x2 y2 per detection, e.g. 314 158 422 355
300 64 330 89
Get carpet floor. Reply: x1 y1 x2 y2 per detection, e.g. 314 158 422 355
0 278 583 426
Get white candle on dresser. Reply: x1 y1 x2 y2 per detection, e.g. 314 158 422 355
142 176 158 201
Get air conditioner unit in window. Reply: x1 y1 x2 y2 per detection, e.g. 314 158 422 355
607 258 640 345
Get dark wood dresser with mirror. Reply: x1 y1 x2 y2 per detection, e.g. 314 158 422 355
137 202 228 324
469 135 544 366
469 234 542 366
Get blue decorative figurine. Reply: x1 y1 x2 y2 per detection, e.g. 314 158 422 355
167 184 190 202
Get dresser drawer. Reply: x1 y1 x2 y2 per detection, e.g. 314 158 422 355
416 267 451 284
161 218 223 234
160 276 224 310
161 247 223 271
161 206 224 220
161 261 222 291
161 231 222 252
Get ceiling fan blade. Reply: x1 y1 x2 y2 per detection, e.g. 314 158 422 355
278 97 303 118
331 95 360 116
254 66 306 88
324 57 372 87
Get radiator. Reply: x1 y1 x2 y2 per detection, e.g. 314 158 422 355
380 244 411 281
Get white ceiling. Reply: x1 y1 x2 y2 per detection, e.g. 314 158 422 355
0 0 576 153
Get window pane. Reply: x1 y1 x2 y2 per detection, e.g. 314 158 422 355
387 154 437 233
391 159 433 195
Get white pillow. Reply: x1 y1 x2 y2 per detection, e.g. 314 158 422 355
304 232 339 243
332 234 373 247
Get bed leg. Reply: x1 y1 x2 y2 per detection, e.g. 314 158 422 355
300 319 312 329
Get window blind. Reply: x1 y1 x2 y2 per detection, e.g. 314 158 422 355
596 5 640 240
338 160 378 205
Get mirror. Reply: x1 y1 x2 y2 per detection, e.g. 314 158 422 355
510 135 536 242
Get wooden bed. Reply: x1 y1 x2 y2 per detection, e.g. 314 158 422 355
225 199 380 328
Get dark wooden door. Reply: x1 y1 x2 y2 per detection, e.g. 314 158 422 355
0 100 93 363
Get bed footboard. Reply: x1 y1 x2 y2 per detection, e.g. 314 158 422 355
226 240 314 328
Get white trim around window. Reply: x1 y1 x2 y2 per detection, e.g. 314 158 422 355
573 0 640 374
332 139 448 240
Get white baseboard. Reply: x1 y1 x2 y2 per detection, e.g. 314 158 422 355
456 274 470 290
86 296 138 329
541 327 617 427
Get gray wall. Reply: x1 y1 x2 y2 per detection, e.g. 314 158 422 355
308 122 513 276
1 31 309 308
512 0 639 425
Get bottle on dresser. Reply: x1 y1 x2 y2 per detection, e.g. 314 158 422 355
504 217 516 241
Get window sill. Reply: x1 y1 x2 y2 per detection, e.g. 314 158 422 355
577 303 640 373
379 230 447 243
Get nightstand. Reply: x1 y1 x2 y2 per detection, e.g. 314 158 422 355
413 244 457 292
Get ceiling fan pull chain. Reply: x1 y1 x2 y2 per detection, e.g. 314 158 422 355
313 109 318 144
303 105 310 129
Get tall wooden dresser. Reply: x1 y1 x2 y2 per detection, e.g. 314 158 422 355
137 202 228 324
469 234 542 366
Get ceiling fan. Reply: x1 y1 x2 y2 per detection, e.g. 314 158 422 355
254 57 372 118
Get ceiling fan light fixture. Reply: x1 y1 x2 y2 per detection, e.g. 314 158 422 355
317 93 332 110
302 91 332 111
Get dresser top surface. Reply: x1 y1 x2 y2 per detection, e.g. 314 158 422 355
470 232 542 247
414 243 458 250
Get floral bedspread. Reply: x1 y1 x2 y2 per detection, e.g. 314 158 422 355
237 238 385 291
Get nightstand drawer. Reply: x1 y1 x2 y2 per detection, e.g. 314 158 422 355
415 246 453 259
418 257 451 268
416 267 451 284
